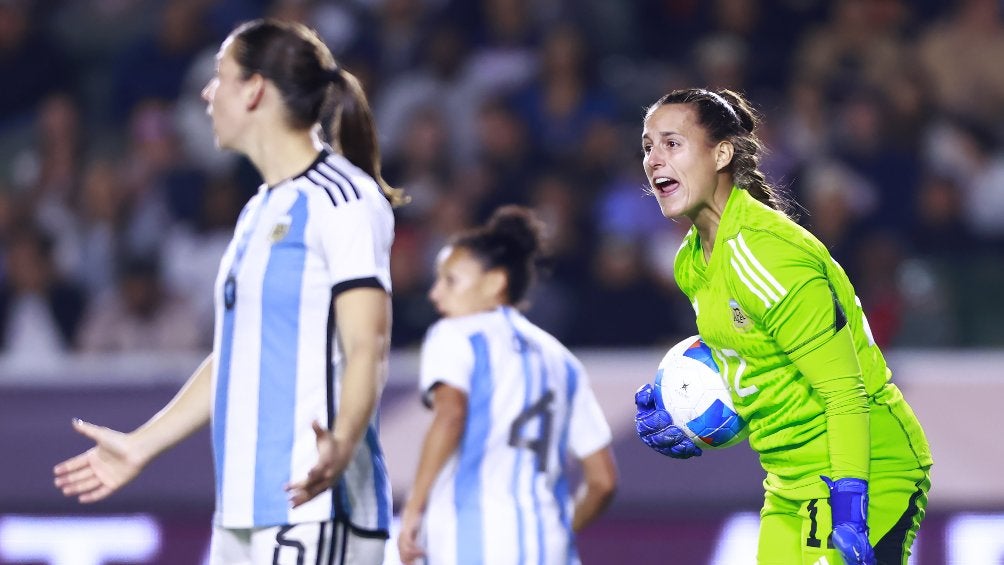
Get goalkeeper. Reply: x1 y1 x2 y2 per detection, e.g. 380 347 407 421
635 87 932 565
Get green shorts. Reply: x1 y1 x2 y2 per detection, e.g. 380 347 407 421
757 384 932 565
758 466 930 565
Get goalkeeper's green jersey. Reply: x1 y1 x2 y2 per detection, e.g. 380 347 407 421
674 187 932 500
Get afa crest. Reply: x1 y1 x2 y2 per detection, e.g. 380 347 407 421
269 216 292 243
729 299 751 331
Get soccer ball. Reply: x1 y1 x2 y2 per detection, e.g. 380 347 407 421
653 335 748 449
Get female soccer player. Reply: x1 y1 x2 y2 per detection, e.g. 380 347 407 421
634 88 932 565
396 206 618 565
53 19 406 564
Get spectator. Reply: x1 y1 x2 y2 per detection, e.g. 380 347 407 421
571 236 679 347
924 116 1004 243
508 22 618 165
64 157 128 296
374 21 469 163
0 225 86 358
910 172 978 257
795 0 911 101
918 0 1004 122
0 0 72 127
0 1 1002 350
109 0 209 121
465 97 541 219
77 255 203 352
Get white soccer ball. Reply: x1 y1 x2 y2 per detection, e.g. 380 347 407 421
653 335 748 449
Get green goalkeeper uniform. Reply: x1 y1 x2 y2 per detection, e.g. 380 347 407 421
674 187 932 564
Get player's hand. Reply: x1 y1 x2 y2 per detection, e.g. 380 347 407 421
634 384 702 459
53 419 147 503
396 505 426 565
822 476 876 565
286 420 351 508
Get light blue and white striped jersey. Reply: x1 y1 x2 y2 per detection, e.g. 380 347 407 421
211 149 394 532
418 306 612 565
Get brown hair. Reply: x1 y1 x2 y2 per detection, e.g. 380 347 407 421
646 88 790 216
453 206 545 305
229 19 408 206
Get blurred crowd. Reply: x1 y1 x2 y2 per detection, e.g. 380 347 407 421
1 0 1003 365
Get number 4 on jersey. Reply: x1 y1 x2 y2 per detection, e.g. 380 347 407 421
508 390 555 472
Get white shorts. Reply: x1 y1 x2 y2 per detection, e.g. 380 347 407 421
208 519 387 565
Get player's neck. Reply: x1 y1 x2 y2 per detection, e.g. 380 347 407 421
247 128 322 187
691 180 732 262
696 221 718 263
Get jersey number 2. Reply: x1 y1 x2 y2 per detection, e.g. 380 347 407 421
718 348 758 398
508 390 555 472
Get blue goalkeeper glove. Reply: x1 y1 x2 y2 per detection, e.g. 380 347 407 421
822 476 875 565
634 383 702 459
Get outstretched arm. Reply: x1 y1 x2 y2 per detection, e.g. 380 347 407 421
53 354 215 503
287 287 390 507
398 383 466 565
572 446 617 532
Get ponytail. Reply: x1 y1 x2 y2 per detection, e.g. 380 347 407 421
329 69 409 207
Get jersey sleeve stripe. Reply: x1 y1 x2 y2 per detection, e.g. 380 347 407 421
332 276 385 296
307 170 346 205
320 160 361 200
728 238 780 303
736 233 787 296
729 257 773 308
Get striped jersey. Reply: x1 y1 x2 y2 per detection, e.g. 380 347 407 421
674 187 931 498
211 149 394 531
418 306 612 565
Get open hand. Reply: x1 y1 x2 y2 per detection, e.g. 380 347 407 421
285 420 351 507
53 419 146 503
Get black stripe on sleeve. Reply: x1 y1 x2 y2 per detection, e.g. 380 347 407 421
307 171 342 207
322 159 361 200
313 168 350 203
831 285 847 332
331 277 385 297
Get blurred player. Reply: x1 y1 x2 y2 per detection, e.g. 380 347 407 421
397 206 617 565
634 88 932 565
54 19 407 565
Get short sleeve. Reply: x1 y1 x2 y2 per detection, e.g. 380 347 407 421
419 321 475 407
316 194 389 295
726 229 841 360
566 359 613 458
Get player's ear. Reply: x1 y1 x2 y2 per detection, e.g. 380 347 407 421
483 269 507 302
244 73 266 110
715 141 734 172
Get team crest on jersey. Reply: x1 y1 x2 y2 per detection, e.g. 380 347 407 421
268 216 292 243
729 299 751 331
